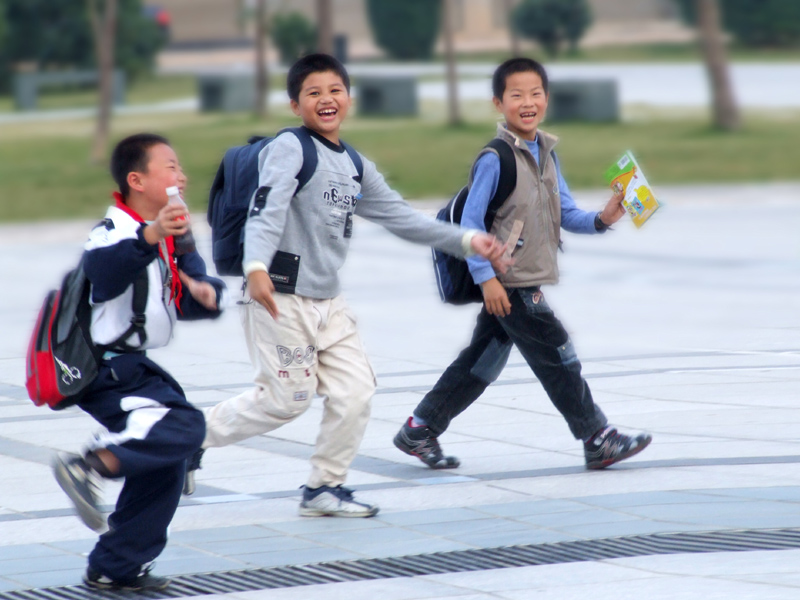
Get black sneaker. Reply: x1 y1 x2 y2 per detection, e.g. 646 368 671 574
393 417 460 469
52 452 106 532
83 565 170 591
182 448 205 496
298 485 379 518
584 426 652 470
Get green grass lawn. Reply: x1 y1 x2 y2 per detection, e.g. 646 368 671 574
451 43 800 64
0 110 797 222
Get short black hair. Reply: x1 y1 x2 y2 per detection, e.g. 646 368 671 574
287 53 350 103
110 133 170 198
492 57 549 100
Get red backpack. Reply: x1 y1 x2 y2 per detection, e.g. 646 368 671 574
25 257 147 409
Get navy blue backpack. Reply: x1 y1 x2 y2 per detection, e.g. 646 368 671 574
432 138 517 304
207 127 363 276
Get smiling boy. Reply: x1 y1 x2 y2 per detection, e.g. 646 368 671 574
193 54 509 517
394 57 653 471
52 133 225 591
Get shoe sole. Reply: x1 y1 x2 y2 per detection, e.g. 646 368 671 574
298 506 379 518
84 577 170 591
586 436 653 470
53 457 107 532
393 435 460 470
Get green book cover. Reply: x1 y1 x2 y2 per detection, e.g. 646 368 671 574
604 152 661 228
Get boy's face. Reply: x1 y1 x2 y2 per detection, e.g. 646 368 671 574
128 143 187 209
290 71 351 143
493 71 548 141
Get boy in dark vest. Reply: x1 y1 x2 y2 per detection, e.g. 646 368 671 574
394 57 652 470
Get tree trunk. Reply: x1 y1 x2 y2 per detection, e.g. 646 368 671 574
504 0 520 57
443 0 461 126
316 0 333 55
696 0 740 131
254 0 269 116
87 0 117 164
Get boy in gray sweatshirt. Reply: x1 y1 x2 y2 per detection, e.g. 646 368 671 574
193 54 508 517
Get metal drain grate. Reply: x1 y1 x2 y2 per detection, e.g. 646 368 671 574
3 527 800 600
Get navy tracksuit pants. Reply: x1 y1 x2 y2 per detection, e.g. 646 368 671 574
77 353 205 581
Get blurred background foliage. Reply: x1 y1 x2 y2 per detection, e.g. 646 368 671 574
366 0 442 60
673 0 800 47
0 0 166 93
512 0 593 58
271 11 316 65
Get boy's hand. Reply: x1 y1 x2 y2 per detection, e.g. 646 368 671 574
481 277 511 317
247 270 279 319
144 203 189 245
178 270 218 311
471 233 513 274
598 190 626 227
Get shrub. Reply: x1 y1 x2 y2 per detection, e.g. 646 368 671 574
673 0 800 47
512 0 592 58
271 11 316 65
366 0 442 60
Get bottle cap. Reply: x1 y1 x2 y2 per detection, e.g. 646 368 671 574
166 186 180 196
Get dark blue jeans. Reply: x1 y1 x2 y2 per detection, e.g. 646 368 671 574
414 286 607 440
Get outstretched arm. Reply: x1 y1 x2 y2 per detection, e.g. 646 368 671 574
467 233 511 274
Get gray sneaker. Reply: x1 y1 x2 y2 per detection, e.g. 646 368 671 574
52 452 107 532
298 485 379 518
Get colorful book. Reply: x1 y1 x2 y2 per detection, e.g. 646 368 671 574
604 152 661 228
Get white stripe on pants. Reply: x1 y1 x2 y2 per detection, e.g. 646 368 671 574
203 293 376 488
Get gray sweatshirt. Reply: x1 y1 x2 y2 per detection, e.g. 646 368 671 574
244 128 474 299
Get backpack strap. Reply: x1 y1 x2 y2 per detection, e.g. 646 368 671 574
103 269 148 353
483 137 517 231
341 141 364 183
276 127 319 192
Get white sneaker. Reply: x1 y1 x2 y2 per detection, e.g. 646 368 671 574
298 485 379 518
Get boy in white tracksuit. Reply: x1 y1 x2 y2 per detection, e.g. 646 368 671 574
53 133 225 591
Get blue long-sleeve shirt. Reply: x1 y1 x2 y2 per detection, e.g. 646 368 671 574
463 137 600 285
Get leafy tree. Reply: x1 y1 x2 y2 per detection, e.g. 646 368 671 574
366 0 442 60
512 0 592 58
0 0 8 92
271 11 316 65
673 0 800 47
2 0 164 79
0 1 7 49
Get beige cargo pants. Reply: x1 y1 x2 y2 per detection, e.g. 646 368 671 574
203 292 376 489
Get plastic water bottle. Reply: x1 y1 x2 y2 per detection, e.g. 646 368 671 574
166 186 196 256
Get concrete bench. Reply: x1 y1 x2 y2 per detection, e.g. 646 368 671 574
548 80 619 122
357 76 418 117
13 70 126 111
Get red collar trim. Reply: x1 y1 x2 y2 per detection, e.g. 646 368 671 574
113 192 146 222
111 192 183 310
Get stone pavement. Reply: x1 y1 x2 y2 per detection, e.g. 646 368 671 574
0 183 799 598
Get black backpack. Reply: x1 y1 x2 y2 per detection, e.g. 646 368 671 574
207 127 363 277
432 138 517 304
25 253 147 410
